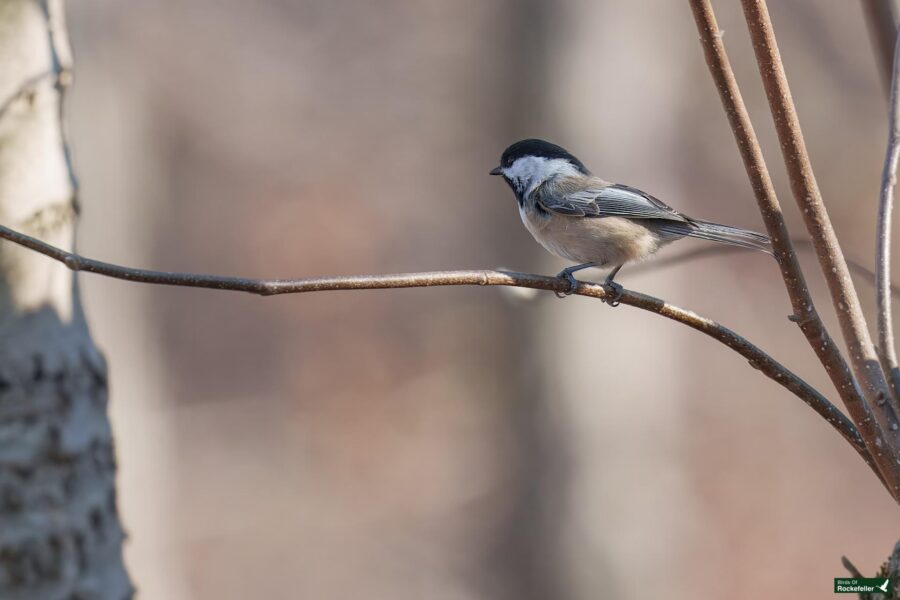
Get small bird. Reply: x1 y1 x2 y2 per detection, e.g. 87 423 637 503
490 139 772 303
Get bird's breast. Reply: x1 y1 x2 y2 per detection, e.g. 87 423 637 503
519 204 660 266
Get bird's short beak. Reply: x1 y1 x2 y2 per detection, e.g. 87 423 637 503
489 166 503 176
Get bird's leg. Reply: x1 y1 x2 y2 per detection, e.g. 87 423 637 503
554 263 594 298
602 265 624 307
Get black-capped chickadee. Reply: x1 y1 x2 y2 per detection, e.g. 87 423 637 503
490 139 772 303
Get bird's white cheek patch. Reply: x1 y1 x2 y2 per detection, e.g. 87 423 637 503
503 157 580 188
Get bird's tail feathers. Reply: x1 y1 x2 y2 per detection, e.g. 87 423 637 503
686 220 773 255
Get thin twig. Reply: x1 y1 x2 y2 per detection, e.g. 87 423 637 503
740 0 900 493
878 31 900 405
862 0 899 93
640 241 900 300
841 555 866 579
688 0 895 493
0 221 883 480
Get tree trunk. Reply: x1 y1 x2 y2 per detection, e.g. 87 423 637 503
0 0 131 597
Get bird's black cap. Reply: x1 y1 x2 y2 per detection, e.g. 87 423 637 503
498 139 590 174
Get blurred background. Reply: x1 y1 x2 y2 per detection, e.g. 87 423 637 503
63 0 897 598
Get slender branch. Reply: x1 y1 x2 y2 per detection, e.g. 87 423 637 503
0 221 883 480
642 241 900 301
862 0 899 93
688 0 897 493
740 0 900 486
878 31 900 406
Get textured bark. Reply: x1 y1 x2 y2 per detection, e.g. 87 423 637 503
0 0 131 598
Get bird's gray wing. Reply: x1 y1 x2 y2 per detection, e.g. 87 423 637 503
539 183 688 222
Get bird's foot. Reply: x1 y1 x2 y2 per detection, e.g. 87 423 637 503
601 280 623 307
554 269 579 298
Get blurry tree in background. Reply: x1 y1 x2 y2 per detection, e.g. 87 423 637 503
0 0 130 598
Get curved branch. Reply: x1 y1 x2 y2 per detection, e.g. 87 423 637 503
688 0 895 493
740 0 900 493
878 30 900 403
0 222 882 480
